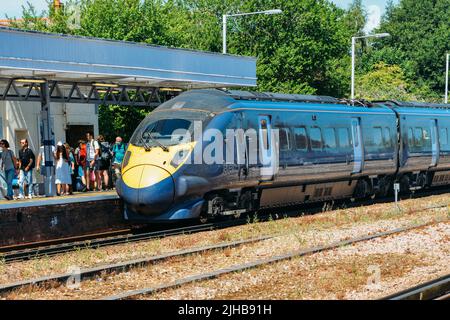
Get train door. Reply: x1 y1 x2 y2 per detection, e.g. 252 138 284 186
258 115 278 182
430 119 439 167
235 112 249 181
351 118 364 174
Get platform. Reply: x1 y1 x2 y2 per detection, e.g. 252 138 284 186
0 191 119 209
0 191 126 247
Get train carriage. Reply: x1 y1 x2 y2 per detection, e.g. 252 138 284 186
116 89 450 222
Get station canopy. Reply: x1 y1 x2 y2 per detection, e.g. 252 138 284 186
0 27 257 89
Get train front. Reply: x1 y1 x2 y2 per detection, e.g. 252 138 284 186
116 107 212 222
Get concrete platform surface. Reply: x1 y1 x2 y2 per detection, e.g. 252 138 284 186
0 191 119 210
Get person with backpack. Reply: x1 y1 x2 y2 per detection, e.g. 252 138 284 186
96 135 112 191
18 139 35 199
0 139 18 200
85 131 100 191
111 136 127 185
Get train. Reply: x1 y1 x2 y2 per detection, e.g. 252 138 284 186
115 89 450 222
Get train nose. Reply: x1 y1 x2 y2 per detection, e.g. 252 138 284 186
118 164 175 215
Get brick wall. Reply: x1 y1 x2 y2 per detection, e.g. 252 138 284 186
0 199 128 246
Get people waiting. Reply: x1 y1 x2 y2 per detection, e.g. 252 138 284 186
111 136 127 184
64 143 75 195
74 140 87 190
96 135 112 191
55 143 71 196
0 139 18 200
18 139 35 199
85 131 100 191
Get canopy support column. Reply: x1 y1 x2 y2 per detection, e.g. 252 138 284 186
40 81 56 197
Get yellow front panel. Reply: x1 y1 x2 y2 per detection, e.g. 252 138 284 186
121 142 195 188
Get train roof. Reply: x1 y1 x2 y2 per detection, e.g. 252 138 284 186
156 89 391 114
155 89 450 115
373 100 450 116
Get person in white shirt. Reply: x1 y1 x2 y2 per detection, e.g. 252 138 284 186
36 144 56 176
85 131 100 191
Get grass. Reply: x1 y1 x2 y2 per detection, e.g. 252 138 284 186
213 252 429 300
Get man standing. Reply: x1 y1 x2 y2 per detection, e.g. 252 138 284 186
85 131 100 191
111 136 127 185
18 139 35 199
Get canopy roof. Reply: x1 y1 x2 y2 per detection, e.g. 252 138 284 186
0 27 257 88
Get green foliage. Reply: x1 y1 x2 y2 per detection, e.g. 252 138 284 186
98 104 154 142
356 62 414 101
367 0 449 98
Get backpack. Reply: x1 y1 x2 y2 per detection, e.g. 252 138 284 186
100 142 112 161
78 144 87 166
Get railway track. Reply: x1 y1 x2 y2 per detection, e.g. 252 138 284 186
0 234 276 297
101 220 445 300
1 187 449 264
0 218 445 299
0 221 243 264
382 274 450 300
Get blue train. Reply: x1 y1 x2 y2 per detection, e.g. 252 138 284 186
116 89 450 222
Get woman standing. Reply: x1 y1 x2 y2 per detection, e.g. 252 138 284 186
55 144 71 196
0 139 17 200
96 135 112 191
64 143 75 195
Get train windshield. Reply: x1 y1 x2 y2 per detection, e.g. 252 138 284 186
130 111 210 148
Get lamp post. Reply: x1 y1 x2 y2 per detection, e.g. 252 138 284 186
222 9 282 54
351 33 390 100
445 53 449 104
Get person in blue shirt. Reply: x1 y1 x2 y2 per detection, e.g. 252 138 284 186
111 136 127 184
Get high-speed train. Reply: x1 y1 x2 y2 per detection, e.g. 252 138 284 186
116 89 450 222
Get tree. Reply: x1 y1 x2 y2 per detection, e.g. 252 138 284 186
367 0 450 99
355 62 417 101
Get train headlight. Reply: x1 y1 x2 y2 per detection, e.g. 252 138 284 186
170 149 190 167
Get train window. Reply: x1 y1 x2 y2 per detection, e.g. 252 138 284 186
279 128 290 150
383 127 392 148
422 127 431 149
294 127 308 151
260 119 269 150
408 128 414 146
310 127 323 150
440 128 448 147
373 127 383 147
323 128 336 149
337 128 350 148
414 128 423 147
144 118 192 137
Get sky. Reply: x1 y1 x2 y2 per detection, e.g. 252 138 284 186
0 0 399 32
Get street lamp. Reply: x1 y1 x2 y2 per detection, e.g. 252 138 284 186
445 53 449 104
222 9 282 54
351 33 390 100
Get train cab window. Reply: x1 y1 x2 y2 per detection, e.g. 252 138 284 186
440 128 448 147
310 127 323 151
323 128 337 149
279 128 290 151
383 127 392 148
294 127 308 151
338 128 350 148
